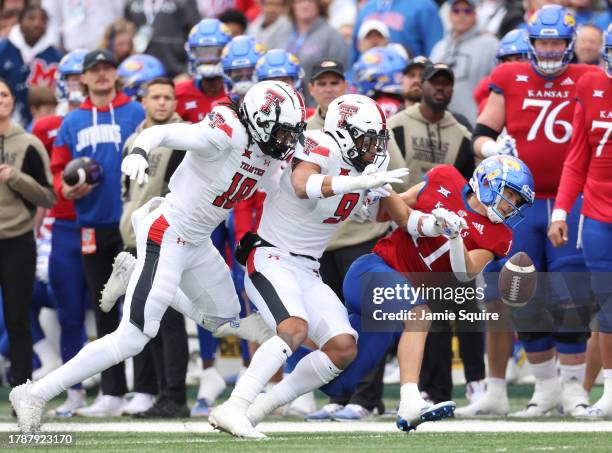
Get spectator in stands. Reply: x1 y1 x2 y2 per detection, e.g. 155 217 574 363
42 0 125 52
27 86 57 130
247 0 292 50
0 77 56 387
125 0 200 78
0 9 19 38
430 0 499 126
218 8 248 36
356 19 389 55
0 5 62 126
306 59 348 129
52 49 144 416
286 0 348 106
351 0 443 65
2 0 26 15
595 0 611 31
401 55 430 109
327 0 357 44
99 19 136 65
118 77 190 419
568 0 601 26
575 23 603 65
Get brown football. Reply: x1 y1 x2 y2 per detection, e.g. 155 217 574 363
62 157 103 186
499 252 537 308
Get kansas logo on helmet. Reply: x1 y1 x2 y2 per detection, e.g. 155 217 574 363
260 88 286 114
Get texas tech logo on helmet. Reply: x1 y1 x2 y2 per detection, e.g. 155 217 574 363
337 104 359 127
260 89 286 115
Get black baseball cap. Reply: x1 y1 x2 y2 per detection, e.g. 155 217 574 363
83 50 117 72
422 63 454 83
404 55 432 74
310 60 345 82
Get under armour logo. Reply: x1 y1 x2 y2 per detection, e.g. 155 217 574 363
176 237 186 246
260 89 286 115
516 75 528 82
268 253 280 260
264 159 271 167
437 186 451 198
339 168 351 176
242 149 252 158
337 104 359 127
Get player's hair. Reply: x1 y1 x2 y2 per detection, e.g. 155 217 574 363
221 98 255 147
142 77 175 98
27 86 58 109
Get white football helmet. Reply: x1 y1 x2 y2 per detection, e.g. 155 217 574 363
324 94 389 172
240 80 306 159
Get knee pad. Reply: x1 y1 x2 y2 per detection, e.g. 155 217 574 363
108 323 150 363
518 332 554 353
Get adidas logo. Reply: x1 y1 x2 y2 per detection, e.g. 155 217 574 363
560 77 574 86
471 221 484 235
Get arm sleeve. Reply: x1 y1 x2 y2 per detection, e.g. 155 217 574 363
131 114 232 159
8 142 56 208
554 100 590 213
453 136 476 180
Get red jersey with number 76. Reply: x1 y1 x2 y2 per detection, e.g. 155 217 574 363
488 62 599 198
373 165 513 274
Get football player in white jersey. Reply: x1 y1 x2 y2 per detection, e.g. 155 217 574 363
9 81 307 433
209 94 409 438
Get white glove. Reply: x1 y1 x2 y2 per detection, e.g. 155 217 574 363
121 153 149 185
431 208 468 239
481 134 518 157
332 168 409 194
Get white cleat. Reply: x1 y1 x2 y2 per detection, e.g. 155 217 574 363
509 378 561 417
465 379 487 404
99 252 137 312
212 313 274 344
562 382 589 417
396 401 456 432
47 388 86 417
580 394 612 419
74 394 125 417
121 393 155 415
9 380 45 433
209 401 267 439
455 389 509 417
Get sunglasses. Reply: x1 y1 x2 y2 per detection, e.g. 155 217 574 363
451 6 474 15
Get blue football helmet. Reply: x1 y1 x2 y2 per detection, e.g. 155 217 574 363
118 54 166 99
352 45 407 97
496 29 530 64
255 49 304 89
603 23 612 77
186 19 232 78
527 5 576 75
221 35 266 97
469 155 535 227
55 49 88 104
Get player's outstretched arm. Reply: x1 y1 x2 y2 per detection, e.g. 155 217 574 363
131 121 221 156
473 91 507 159
377 181 425 225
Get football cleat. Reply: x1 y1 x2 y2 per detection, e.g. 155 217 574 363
99 252 136 312
74 394 125 417
561 381 589 417
47 388 86 418
9 380 45 433
509 378 561 417
305 403 344 421
212 312 274 344
332 404 374 421
209 401 267 439
396 401 456 432
455 388 509 417
121 393 155 416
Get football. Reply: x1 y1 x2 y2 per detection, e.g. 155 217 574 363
62 157 103 186
499 252 537 308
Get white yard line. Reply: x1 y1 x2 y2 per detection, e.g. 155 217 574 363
1 420 611 433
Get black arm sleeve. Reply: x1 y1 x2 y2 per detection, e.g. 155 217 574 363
164 150 186 183
391 126 406 158
454 137 476 180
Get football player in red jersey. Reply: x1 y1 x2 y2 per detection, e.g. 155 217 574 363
317 155 535 432
175 19 231 123
459 5 601 418
30 49 93 417
549 24 612 419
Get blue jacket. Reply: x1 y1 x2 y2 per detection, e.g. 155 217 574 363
351 0 443 64
0 27 63 126
54 93 145 228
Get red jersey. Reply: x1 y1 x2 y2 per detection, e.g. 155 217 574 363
374 165 513 275
233 189 266 243
175 79 229 123
555 70 612 223
32 114 76 221
489 62 599 198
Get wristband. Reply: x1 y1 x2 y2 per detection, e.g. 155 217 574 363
305 173 326 199
131 147 148 160
407 211 440 237
551 208 567 223
481 140 501 158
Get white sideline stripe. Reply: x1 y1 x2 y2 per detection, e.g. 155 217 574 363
1 421 611 433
